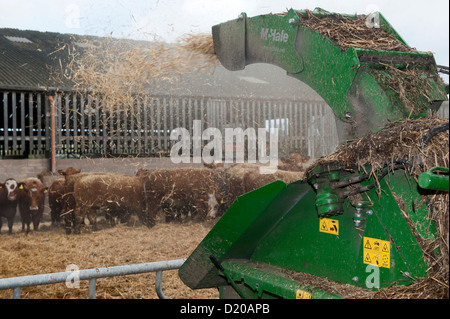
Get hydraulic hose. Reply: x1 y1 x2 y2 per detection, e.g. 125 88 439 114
341 164 405 198
420 121 449 147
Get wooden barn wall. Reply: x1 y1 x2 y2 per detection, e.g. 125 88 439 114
1 91 47 157
1 90 341 161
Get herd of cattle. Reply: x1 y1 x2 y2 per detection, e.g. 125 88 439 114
1 160 306 235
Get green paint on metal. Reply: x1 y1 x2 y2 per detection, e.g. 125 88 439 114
362 174 430 280
290 26 359 123
211 9 448 143
219 260 340 299
250 183 366 286
179 169 434 297
178 180 289 289
246 10 303 74
308 171 344 217
418 167 449 192
250 171 430 288
387 170 438 241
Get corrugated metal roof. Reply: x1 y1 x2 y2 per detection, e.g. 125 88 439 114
0 28 76 90
0 28 323 101
4 35 33 43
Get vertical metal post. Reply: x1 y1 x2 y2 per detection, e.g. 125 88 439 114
3 92 8 155
46 91 56 173
155 270 166 299
12 92 17 152
20 93 26 156
13 287 21 299
88 278 97 299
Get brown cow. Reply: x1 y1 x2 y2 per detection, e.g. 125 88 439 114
137 168 229 222
0 178 20 234
58 167 81 177
204 163 304 216
61 171 118 234
72 173 152 234
17 178 48 233
224 163 304 194
278 153 311 172
51 166 82 223
136 166 303 224
57 167 88 234
48 178 65 225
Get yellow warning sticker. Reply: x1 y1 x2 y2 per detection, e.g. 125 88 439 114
363 237 390 268
319 218 339 235
296 289 312 299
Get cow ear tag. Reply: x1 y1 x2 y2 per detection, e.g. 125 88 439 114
19 185 23 189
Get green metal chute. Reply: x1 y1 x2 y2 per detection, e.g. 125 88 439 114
179 180 290 289
179 171 432 298
212 8 447 143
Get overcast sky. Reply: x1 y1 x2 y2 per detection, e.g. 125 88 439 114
1 0 448 74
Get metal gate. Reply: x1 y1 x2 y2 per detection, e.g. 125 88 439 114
0 259 185 299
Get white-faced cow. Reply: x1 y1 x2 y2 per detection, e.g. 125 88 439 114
0 178 20 234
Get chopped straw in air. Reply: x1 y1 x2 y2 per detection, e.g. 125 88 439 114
68 34 218 111
64 34 219 154
178 33 218 67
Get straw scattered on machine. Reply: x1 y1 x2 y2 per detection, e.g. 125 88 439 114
297 9 412 52
309 117 449 298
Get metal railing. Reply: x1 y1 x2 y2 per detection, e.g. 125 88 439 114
0 259 186 299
